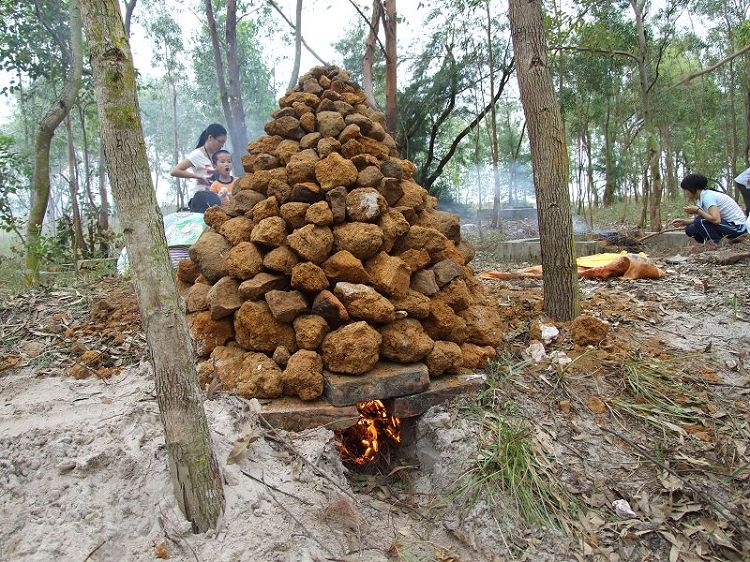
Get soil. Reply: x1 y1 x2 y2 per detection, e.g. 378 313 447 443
1 234 749 561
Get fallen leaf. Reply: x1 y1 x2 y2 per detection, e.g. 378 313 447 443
587 396 607 414
226 422 259 464
154 542 170 559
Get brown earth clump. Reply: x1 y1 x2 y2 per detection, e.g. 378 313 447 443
180 65 503 401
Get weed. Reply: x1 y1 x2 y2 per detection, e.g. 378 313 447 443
609 355 704 438
457 411 573 529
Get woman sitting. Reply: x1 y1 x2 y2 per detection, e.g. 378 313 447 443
671 173 748 244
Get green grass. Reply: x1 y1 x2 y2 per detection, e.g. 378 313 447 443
608 355 705 438
456 355 575 531
453 409 576 532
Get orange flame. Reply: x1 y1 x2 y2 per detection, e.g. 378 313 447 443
336 400 401 465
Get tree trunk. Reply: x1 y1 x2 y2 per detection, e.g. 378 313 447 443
363 0 382 110
25 0 83 281
65 114 87 260
80 0 225 532
631 0 662 232
287 0 303 91
168 74 183 210
485 0 503 229
508 0 579 321
603 92 615 206
722 1 739 195
226 0 249 173
383 0 397 135
97 143 110 255
205 0 236 159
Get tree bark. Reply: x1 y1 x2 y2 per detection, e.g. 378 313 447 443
383 0 397 135
97 143 110 255
64 114 87 260
80 0 225 532
508 0 579 321
226 0 249 172
363 0 382 109
205 0 237 164
631 0 663 232
287 0 303 91
25 0 83 281
485 0 503 229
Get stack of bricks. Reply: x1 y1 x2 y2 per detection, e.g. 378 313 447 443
177 66 502 426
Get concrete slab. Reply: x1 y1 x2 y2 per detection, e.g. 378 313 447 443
494 238 601 263
641 231 692 252
323 361 430 406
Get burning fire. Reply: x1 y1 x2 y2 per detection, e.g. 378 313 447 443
336 400 401 465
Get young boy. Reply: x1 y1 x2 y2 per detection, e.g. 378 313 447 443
210 150 236 205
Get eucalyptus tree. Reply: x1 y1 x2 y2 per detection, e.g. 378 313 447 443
80 0 225 531
143 5 188 208
509 0 579 321
191 6 276 147
21 0 83 280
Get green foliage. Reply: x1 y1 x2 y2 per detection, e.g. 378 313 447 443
0 0 68 92
0 132 29 241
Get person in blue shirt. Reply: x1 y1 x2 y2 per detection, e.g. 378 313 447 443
671 173 748 244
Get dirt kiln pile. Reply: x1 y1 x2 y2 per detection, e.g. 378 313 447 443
178 65 502 417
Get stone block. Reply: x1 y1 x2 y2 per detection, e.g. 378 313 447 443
383 371 486 418
260 397 358 432
323 361 429 406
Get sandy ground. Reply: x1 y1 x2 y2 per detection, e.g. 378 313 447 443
1 240 749 561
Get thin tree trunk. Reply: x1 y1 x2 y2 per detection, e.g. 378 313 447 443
363 0 382 109
722 1 739 195
631 0 662 232
65 114 87 260
383 0 397 135
603 88 615 206
485 0 503 229
97 143 110 256
168 75 183 210
25 0 83 281
287 0 303 91
508 0 579 321
226 0 249 172
81 0 225 532
205 0 235 154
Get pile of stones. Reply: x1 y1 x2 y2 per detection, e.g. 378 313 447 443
178 65 502 404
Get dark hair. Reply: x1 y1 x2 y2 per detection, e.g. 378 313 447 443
195 123 227 149
680 173 708 194
211 149 231 166
188 191 222 213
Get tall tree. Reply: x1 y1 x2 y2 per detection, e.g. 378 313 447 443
508 0 579 321
80 0 225 531
205 0 248 174
383 0 398 134
25 0 83 281
287 0 302 90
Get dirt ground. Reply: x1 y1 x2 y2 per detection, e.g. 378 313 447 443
1 232 749 561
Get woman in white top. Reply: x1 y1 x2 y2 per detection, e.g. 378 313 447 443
170 123 228 195
671 173 748 243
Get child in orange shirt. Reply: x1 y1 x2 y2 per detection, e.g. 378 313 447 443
210 150 236 205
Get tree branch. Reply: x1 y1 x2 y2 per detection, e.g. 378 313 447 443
423 60 514 191
266 0 328 66
347 0 386 56
668 42 750 90
550 44 640 63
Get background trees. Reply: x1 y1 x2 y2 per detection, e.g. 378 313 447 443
1 0 749 273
